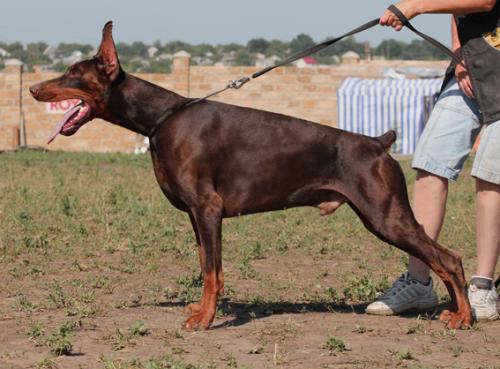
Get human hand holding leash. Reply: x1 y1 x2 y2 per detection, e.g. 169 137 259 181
380 0 419 30
380 0 497 30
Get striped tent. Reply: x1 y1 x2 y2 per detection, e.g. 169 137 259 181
337 78 443 154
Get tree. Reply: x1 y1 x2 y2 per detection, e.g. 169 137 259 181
0 35 454 73
190 43 216 58
141 59 171 73
233 49 255 66
317 36 365 60
290 34 315 54
374 39 405 59
162 40 192 54
52 61 66 72
4 42 24 60
116 41 149 58
131 41 149 58
401 39 448 60
57 43 93 56
25 42 51 66
266 39 288 58
153 40 162 50
220 43 245 53
247 38 269 54
232 49 256 66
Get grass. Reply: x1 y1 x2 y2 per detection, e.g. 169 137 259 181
323 336 348 354
0 150 492 368
106 320 150 351
99 353 207 369
44 320 80 356
37 357 58 369
389 348 416 362
0 150 480 283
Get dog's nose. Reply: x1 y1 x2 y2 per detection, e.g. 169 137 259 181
29 85 40 97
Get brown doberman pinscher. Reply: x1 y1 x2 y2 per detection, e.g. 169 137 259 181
30 22 472 330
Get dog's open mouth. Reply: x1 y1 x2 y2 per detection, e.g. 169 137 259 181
47 100 92 144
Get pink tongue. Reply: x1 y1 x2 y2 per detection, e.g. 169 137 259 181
47 104 81 144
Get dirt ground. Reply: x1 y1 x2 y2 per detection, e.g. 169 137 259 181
1 152 499 369
1 259 499 369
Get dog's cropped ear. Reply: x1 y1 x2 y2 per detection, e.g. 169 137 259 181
96 21 121 81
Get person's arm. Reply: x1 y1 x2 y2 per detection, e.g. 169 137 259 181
451 15 461 53
451 15 476 98
381 0 497 31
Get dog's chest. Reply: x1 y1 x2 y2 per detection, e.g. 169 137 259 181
149 151 188 211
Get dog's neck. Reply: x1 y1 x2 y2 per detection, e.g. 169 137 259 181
105 73 190 136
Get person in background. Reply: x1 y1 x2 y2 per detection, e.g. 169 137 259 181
366 0 500 321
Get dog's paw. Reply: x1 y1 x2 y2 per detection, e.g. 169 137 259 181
439 309 452 322
439 309 472 330
186 303 202 315
184 312 213 330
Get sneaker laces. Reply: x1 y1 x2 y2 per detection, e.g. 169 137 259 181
379 273 414 301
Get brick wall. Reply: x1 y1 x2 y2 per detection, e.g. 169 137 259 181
0 61 22 150
0 56 447 153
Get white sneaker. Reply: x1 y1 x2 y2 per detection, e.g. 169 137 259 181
366 272 438 316
469 278 499 322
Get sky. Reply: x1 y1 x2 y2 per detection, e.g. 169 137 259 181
0 1 451 47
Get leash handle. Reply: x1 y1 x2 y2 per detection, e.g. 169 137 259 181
387 4 463 66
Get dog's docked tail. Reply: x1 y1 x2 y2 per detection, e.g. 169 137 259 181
375 130 397 152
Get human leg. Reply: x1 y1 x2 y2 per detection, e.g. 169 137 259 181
468 121 500 321
367 78 482 315
408 171 449 282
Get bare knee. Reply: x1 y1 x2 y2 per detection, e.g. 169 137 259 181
415 170 448 190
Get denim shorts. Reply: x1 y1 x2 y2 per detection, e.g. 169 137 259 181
412 77 500 184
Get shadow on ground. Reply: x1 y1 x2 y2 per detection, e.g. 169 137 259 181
154 299 448 329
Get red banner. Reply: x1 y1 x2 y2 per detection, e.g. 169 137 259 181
45 100 80 114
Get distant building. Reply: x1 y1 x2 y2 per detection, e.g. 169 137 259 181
62 50 83 65
147 46 159 58
220 52 235 66
0 47 10 58
255 54 281 68
43 46 58 60
295 56 318 68
341 51 360 65
192 56 213 66
32 65 53 73
157 53 173 61
129 56 150 68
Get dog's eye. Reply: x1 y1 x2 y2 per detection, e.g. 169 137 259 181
69 68 81 77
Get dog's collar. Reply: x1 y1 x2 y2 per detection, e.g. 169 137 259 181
111 69 126 86
147 98 199 138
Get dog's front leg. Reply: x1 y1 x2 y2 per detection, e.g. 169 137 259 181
185 193 224 330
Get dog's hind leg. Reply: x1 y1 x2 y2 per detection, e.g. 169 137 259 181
185 192 224 330
344 156 472 329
